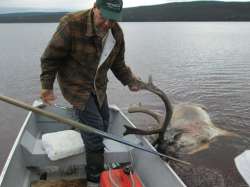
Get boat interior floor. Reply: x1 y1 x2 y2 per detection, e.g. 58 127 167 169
28 163 87 187
31 178 87 187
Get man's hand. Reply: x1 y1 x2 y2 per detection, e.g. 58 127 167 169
128 84 140 92
128 77 142 92
40 89 56 105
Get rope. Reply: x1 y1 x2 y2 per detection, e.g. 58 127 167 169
129 171 136 187
108 166 120 187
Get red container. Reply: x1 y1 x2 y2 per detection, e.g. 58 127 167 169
100 169 144 187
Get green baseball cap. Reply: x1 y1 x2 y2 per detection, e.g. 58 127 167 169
96 0 123 21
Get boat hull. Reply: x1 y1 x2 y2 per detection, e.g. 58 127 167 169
0 104 186 187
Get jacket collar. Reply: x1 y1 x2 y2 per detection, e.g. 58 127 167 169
85 9 96 37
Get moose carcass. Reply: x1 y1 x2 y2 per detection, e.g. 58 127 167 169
124 77 236 155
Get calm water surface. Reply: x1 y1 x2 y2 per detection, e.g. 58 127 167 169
0 22 250 186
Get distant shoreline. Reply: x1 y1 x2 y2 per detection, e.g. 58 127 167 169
1 21 250 24
1 1 250 23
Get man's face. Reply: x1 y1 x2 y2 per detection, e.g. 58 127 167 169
93 6 115 32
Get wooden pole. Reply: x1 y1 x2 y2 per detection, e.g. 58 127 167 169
0 95 191 166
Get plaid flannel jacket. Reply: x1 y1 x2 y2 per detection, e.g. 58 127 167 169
40 9 136 110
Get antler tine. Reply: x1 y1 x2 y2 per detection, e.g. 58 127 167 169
123 124 161 136
128 105 162 124
148 75 153 85
147 80 173 143
123 104 163 136
137 76 173 130
124 76 173 144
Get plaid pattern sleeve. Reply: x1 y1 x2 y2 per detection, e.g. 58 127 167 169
40 16 72 89
110 31 136 86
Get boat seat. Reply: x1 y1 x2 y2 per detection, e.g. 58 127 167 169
20 130 141 168
20 130 85 168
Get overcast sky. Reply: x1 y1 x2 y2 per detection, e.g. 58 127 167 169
1 0 249 10
1 0 171 9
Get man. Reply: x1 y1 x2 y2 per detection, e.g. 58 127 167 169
40 0 139 186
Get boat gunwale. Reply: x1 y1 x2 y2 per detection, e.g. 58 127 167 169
0 111 32 185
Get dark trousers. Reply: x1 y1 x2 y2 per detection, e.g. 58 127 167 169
75 93 109 182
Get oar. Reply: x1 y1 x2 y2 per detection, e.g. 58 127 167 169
0 95 191 166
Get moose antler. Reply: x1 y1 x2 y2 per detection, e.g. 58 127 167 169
124 76 173 144
128 103 162 124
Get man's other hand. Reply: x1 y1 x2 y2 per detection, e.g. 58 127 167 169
40 89 56 105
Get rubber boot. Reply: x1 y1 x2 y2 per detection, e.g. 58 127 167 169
85 151 104 183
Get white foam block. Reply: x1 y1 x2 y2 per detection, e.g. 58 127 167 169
42 130 84 161
234 150 250 185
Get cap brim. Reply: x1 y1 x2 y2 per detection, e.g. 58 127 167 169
100 8 122 21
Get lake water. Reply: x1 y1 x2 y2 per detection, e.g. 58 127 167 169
0 22 250 186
